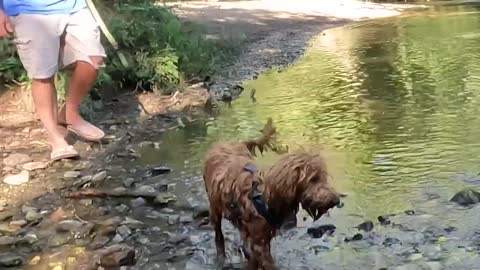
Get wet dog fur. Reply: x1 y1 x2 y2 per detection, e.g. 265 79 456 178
203 119 340 270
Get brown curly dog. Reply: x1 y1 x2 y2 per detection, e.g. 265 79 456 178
203 119 341 270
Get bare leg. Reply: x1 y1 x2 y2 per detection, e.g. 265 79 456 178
31 78 70 151
60 58 105 140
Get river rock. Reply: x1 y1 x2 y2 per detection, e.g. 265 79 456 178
146 166 172 177
3 170 29 185
0 211 14 222
378 215 392 225
121 217 143 228
48 234 72 247
56 220 86 233
0 236 17 246
426 261 442 270
345 233 363 242
25 210 42 222
115 204 129 213
130 197 146 208
450 189 480 206
155 193 177 205
134 185 157 195
123 178 135 187
99 245 136 267
307 224 336 238
356 220 374 232
192 205 210 219
9 220 27 229
0 254 24 268
3 153 32 167
64 171 81 179
22 161 47 171
92 171 107 183
116 225 132 238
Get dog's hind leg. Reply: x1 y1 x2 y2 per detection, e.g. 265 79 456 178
211 210 226 269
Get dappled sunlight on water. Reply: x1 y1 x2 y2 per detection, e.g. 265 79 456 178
139 6 480 269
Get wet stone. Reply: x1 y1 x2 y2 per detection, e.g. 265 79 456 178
404 210 415 215
345 233 363 242
450 189 480 206
131 197 146 208
307 224 336 238
356 220 374 232
99 244 136 268
22 161 48 171
48 234 72 247
409 253 423 261
155 193 177 205
426 261 442 270
179 215 194 224
383 237 402 247
92 171 108 183
0 254 24 268
123 178 135 187
192 205 210 220
116 225 132 238
0 211 14 222
64 171 81 179
25 210 42 222
21 233 38 245
115 204 129 213
3 153 32 167
0 236 17 246
145 166 172 177
378 215 392 225
9 220 27 229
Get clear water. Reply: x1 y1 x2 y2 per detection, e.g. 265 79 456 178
138 5 480 270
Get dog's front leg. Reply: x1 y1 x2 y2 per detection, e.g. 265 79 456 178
252 240 276 270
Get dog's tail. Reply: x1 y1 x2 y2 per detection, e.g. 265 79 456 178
243 118 278 156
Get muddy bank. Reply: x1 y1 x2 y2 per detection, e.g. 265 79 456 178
0 1 434 269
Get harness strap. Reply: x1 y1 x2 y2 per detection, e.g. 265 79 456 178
244 164 281 230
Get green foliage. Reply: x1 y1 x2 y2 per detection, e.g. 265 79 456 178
100 0 237 93
0 38 28 85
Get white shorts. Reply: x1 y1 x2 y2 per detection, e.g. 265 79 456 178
10 7 106 79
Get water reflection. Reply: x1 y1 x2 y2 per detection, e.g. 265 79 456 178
139 6 480 269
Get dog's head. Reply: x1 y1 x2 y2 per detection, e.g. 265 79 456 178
295 155 341 221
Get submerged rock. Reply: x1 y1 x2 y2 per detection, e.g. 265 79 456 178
99 244 136 267
356 220 374 232
345 233 363 242
145 166 172 177
450 189 480 206
0 254 24 268
378 215 392 226
155 193 177 205
307 224 336 238
92 171 108 183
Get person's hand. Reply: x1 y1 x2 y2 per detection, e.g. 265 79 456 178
0 10 13 37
